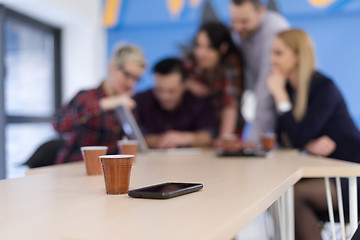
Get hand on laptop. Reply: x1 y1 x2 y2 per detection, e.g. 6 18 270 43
100 95 136 111
214 137 256 152
145 130 212 149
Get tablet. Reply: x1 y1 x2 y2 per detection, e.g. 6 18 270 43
128 182 203 199
216 148 267 157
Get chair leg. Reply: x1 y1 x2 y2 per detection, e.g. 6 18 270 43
285 187 295 240
269 201 281 240
264 210 271 240
335 177 346 240
349 177 358 237
324 177 336 240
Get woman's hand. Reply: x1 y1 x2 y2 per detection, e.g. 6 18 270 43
213 135 256 151
304 135 337 157
185 79 210 97
99 95 136 111
266 68 289 103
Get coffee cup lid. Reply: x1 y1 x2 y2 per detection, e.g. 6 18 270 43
117 139 138 144
81 146 108 150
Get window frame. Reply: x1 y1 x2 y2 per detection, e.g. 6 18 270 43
0 5 62 179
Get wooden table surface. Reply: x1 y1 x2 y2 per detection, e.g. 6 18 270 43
1 150 360 240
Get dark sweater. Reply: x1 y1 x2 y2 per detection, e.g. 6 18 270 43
277 71 360 163
134 90 217 136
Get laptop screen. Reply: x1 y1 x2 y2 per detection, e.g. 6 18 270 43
114 106 149 152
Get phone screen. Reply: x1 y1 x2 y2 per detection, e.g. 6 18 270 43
141 183 196 193
128 182 203 199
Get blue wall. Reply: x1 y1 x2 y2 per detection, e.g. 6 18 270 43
107 0 360 127
107 0 207 92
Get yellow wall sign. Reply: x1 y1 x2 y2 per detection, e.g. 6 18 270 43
103 0 204 27
103 0 122 27
308 0 337 8
189 0 204 8
166 0 186 18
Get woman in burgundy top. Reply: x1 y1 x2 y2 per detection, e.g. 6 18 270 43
184 22 245 141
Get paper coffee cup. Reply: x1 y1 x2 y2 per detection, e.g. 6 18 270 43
99 155 134 195
117 140 138 161
81 146 108 175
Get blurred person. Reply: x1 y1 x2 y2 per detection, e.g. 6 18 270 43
230 0 289 144
52 45 146 163
267 29 360 240
134 58 216 149
184 21 244 144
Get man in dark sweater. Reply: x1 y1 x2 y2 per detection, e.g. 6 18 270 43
134 58 217 149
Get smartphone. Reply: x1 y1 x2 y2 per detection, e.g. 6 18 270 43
128 182 203 199
217 149 267 157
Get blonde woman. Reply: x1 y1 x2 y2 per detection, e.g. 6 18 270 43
267 29 360 240
53 45 146 164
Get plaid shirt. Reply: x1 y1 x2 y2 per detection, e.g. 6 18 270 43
184 54 244 136
52 83 123 164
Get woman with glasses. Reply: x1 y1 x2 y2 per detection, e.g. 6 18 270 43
52 44 146 164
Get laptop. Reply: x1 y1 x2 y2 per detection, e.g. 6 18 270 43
114 106 201 154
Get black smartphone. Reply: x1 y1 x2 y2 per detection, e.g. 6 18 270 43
128 182 203 199
216 148 267 157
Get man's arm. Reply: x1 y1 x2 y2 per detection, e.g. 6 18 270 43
188 130 212 147
146 130 212 149
145 134 163 149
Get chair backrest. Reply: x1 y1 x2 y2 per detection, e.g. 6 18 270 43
23 139 65 168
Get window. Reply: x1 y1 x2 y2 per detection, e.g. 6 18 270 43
0 6 61 179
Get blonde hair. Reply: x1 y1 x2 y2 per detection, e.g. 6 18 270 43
277 29 315 122
111 44 146 69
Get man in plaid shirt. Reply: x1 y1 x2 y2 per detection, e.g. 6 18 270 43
52 45 146 164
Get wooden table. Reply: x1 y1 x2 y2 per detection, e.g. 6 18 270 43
1 150 360 240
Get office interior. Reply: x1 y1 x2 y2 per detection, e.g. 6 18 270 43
0 0 360 239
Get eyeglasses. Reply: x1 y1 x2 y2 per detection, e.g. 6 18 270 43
119 68 141 82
